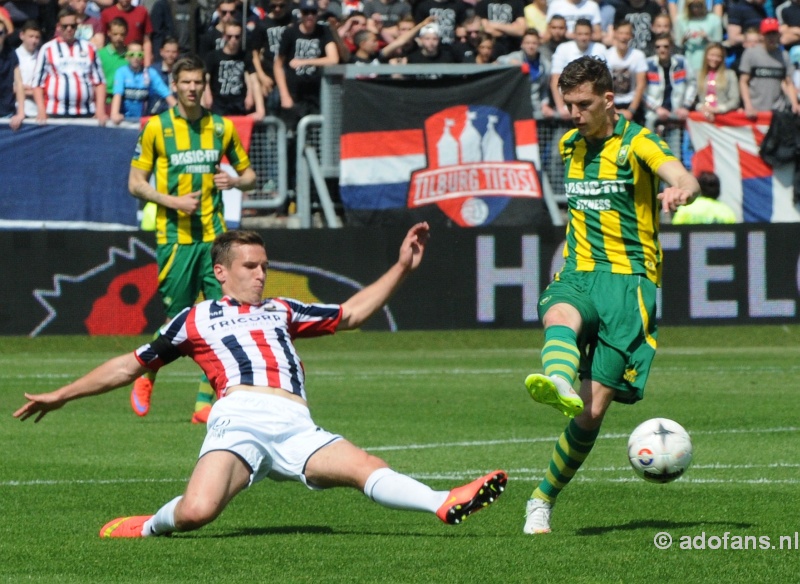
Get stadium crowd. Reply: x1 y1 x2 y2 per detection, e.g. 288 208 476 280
1 0 799 130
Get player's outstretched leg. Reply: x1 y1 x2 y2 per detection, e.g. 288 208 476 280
191 374 214 424
525 373 584 418
436 470 508 525
130 372 155 417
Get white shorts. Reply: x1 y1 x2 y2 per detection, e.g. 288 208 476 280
198 391 342 489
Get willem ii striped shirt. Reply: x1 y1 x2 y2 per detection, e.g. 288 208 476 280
134 296 342 401
34 37 105 116
558 116 677 285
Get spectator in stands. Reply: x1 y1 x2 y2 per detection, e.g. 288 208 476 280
15 20 41 119
693 42 740 121
675 0 722 73
726 0 768 62
110 41 176 123
250 0 291 114
198 0 238 60
550 18 606 120
451 14 481 61
539 14 567 64
349 28 380 62
497 28 554 118
405 21 462 65
647 12 672 55
100 0 154 65
380 14 435 61
317 0 344 20
475 0 527 59
204 21 265 119
791 44 800 92
149 0 203 56
338 10 369 56
363 0 412 40
644 32 691 146
740 17 799 118
545 0 603 41
351 15 436 62
612 0 663 54
0 10 25 130
99 17 129 104
778 0 800 52
672 171 736 223
412 0 468 45
34 8 107 124
668 0 723 23
148 36 179 114
274 0 339 128
474 31 496 62
69 0 105 47
524 0 547 37
605 19 647 122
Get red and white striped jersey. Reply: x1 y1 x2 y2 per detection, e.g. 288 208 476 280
134 296 342 401
34 37 105 116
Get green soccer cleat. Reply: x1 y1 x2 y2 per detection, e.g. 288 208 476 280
525 374 584 418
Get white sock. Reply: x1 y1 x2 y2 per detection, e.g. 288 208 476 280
142 495 182 536
363 468 448 513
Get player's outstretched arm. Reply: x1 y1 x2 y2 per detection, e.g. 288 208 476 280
339 222 430 331
656 160 701 213
13 353 148 423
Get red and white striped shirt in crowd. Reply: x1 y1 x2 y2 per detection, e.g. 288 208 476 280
135 296 343 402
34 37 105 116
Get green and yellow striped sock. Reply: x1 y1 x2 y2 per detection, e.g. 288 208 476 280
532 419 599 503
194 374 214 413
541 325 580 386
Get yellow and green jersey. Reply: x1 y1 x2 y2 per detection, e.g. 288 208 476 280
559 116 676 286
131 107 251 246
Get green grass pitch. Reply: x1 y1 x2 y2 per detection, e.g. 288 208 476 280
2 326 799 583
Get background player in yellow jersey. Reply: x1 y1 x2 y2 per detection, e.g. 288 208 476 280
522 56 701 534
128 54 257 423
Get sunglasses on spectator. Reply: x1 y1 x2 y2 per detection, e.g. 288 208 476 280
272 3 286 7
301 9 317 14
220 9 236 14
227 33 241 38
61 22 78 29
127 51 144 57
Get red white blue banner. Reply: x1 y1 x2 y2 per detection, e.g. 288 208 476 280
686 111 800 223
339 69 545 227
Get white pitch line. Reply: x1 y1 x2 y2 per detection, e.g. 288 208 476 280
3 427 798 489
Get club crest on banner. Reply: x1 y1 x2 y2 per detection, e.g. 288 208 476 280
407 105 539 227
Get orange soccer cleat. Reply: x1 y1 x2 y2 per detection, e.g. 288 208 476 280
99 515 153 538
130 377 154 417
191 405 212 425
436 470 508 525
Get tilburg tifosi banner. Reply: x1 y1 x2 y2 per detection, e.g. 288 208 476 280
339 68 547 228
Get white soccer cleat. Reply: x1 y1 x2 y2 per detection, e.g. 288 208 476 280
523 498 553 534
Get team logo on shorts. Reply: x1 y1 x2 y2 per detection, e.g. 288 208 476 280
406 105 540 227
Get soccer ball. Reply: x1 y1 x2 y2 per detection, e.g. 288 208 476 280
627 418 693 484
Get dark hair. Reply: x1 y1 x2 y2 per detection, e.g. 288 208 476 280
57 7 79 21
574 18 593 31
523 28 540 39
20 19 42 33
212 230 266 268
613 19 633 31
108 16 129 32
161 35 179 47
353 29 373 48
558 56 613 95
549 14 566 24
173 54 207 80
653 32 673 44
697 172 721 199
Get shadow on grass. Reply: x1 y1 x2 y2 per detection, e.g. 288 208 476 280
576 519 754 536
183 525 492 539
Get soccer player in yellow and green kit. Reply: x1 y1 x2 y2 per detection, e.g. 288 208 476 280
127 54 257 423
522 56 700 534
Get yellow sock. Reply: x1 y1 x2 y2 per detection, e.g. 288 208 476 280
194 374 214 412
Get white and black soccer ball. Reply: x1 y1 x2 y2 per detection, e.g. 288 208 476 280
627 418 693 484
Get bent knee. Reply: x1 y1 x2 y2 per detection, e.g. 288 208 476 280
175 497 223 531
